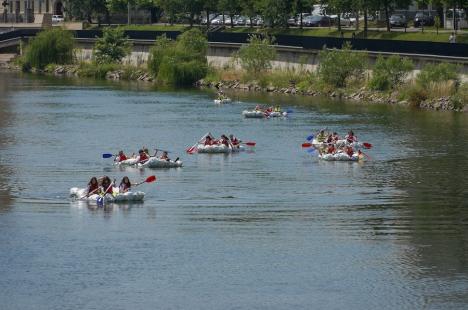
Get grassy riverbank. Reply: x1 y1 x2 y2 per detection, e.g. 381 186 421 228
14 27 467 112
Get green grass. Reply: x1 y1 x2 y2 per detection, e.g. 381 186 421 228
115 24 190 32
223 27 468 43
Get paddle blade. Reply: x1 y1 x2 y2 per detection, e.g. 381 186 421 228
245 142 256 146
102 153 114 159
286 108 294 113
306 135 314 141
145 175 157 183
363 142 372 149
302 143 312 148
307 148 316 154
186 146 196 154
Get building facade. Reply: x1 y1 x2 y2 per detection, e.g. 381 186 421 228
1 0 64 23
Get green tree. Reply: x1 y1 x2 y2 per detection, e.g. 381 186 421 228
23 28 75 70
368 55 414 90
257 0 292 28
239 0 258 28
292 0 313 29
237 34 277 77
317 43 367 88
93 28 132 64
218 0 241 28
183 0 204 27
68 0 108 24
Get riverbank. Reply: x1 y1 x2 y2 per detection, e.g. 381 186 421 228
196 78 466 112
5 62 467 112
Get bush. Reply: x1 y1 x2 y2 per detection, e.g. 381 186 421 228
93 28 132 64
148 35 174 76
416 63 459 86
368 55 414 90
317 43 367 88
237 35 277 78
148 28 208 86
23 28 74 70
406 84 428 107
77 62 118 79
452 83 468 110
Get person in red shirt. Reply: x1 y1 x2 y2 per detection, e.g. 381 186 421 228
137 149 149 164
86 177 99 197
229 134 240 146
99 176 114 195
327 144 336 154
116 150 128 162
204 136 214 146
119 176 133 193
345 130 357 144
345 146 354 157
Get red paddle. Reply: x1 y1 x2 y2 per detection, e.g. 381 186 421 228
302 143 312 148
244 142 256 146
135 175 157 186
362 142 372 149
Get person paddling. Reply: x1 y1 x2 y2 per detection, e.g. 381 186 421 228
115 150 128 162
345 146 354 157
160 151 170 161
99 176 114 196
345 130 357 144
119 176 133 193
220 134 230 147
137 149 149 164
316 130 327 143
229 134 240 147
86 177 99 197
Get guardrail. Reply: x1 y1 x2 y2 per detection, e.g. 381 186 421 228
1 28 467 58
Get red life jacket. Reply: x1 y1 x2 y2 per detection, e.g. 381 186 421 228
119 154 127 161
88 184 98 194
139 153 149 161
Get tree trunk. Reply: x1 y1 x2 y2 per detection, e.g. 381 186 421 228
230 14 234 28
384 1 390 32
355 10 359 30
337 13 341 32
189 12 194 27
249 16 253 28
206 10 210 27
300 13 303 29
364 9 368 38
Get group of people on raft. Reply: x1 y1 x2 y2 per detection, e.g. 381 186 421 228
203 134 241 148
254 105 283 114
115 147 178 164
85 176 134 197
315 130 360 157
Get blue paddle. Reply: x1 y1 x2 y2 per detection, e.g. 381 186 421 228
102 153 114 159
286 108 294 113
307 148 316 154
306 135 314 141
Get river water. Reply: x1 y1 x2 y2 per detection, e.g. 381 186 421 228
0 71 467 309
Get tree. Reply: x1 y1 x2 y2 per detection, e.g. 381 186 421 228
183 0 204 27
68 0 108 23
93 28 132 64
292 0 313 29
203 0 219 27
237 34 277 77
239 0 258 28
257 0 292 28
368 55 414 90
218 0 241 28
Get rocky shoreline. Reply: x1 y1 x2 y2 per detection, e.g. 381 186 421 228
4 64 465 112
196 79 467 112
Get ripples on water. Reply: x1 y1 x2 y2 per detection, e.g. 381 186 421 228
0 72 467 309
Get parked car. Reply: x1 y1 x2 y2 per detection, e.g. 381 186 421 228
414 12 435 27
52 15 64 23
234 15 246 26
201 14 219 25
304 15 331 27
390 14 407 28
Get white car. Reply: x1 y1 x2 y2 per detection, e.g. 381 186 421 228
52 15 64 23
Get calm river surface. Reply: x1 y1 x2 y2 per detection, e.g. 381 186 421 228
0 71 467 309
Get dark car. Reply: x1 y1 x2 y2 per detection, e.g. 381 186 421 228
390 14 407 28
304 15 331 27
414 12 435 27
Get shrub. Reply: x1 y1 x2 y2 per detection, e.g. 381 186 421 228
93 28 132 64
77 62 118 79
148 28 208 86
452 83 468 110
148 35 174 76
416 63 459 86
317 43 367 88
237 35 277 78
368 55 414 90
406 84 428 107
23 28 74 70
